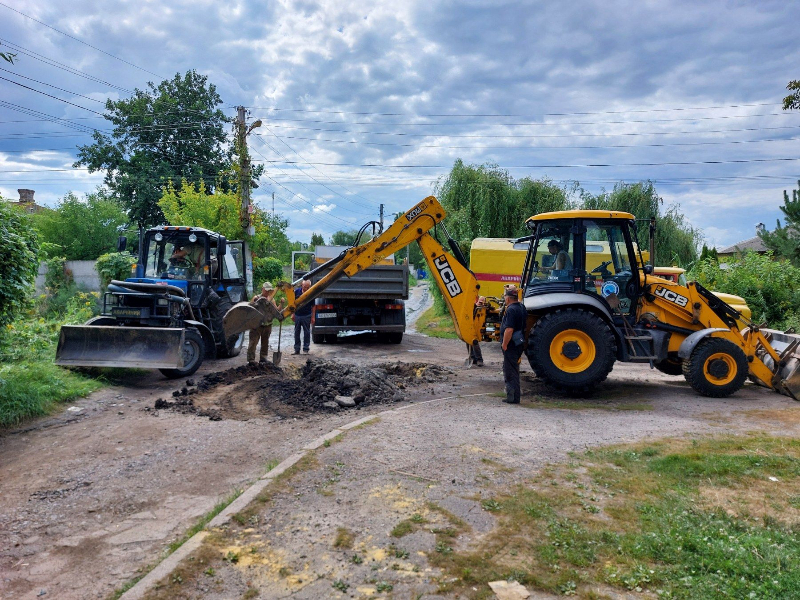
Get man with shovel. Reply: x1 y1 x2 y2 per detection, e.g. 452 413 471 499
247 282 284 364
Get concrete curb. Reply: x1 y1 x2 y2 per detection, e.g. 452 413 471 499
119 393 489 599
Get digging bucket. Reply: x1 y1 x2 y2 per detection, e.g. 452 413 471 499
55 326 185 369
761 328 800 401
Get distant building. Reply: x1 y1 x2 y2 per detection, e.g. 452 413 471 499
718 222 770 259
8 189 50 214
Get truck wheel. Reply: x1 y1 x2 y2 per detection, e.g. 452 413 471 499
655 357 683 376
312 334 325 344
160 329 205 379
324 334 339 344
388 332 403 344
682 337 748 397
527 309 616 393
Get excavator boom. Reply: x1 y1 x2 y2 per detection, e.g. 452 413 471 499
223 196 494 346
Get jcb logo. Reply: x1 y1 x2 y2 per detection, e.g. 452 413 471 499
434 255 462 298
405 202 427 221
654 286 688 308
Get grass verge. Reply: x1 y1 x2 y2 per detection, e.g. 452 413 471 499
414 306 459 339
430 434 800 599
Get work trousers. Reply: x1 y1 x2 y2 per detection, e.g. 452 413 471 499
294 315 311 352
247 324 273 362
467 342 484 365
502 344 523 403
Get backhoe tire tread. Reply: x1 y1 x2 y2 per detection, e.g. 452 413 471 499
682 337 748 398
527 308 616 394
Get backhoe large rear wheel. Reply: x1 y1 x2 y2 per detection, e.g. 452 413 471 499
527 309 616 393
160 329 205 379
682 337 748 397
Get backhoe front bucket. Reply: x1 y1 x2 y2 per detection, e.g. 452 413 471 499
55 326 185 369
223 300 283 339
761 328 800 401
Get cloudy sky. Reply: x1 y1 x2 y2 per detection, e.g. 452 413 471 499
1 0 798 249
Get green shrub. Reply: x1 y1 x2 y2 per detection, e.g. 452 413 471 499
253 256 284 285
0 200 39 326
96 251 136 289
688 251 800 328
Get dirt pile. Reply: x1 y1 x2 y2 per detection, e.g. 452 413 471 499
152 359 451 420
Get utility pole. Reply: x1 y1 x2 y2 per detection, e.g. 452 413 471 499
379 203 384 231
235 106 261 294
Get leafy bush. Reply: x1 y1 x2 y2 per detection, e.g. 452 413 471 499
688 251 800 329
253 256 284 285
0 200 40 327
32 189 127 260
96 251 136 289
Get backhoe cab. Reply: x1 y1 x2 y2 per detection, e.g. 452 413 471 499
521 210 800 399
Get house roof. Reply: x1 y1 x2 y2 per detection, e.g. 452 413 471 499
718 235 768 254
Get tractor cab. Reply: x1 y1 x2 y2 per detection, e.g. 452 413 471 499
128 226 247 306
523 211 643 315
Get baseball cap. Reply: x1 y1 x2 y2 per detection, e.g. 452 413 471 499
262 281 274 291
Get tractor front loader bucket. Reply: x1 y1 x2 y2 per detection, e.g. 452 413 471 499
761 328 800 401
55 326 185 369
223 300 283 339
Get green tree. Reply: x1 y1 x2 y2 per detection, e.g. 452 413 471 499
310 232 325 249
760 181 800 266
582 181 700 266
32 189 128 260
75 71 232 228
435 160 571 261
0 42 15 64
0 200 39 326
158 180 292 263
330 230 359 246
783 80 800 110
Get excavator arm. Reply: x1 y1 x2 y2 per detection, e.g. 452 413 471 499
223 196 490 346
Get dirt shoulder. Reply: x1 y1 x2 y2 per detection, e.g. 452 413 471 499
1 320 797 600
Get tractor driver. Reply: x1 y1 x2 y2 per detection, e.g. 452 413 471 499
169 243 205 278
542 239 572 273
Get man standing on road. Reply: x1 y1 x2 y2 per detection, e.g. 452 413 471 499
500 286 526 404
293 278 313 355
247 282 283 364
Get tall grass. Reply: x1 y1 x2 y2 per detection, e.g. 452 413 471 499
0 289 103 427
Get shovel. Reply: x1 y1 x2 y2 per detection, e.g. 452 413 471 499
273 320 283 366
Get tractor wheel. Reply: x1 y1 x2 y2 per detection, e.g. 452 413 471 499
160 329 205 379
527 309 616 393
655 357 683 376
214 295 243 358
682 337 748 397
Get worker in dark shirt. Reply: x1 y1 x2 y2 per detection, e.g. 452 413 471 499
293 279 313 354
500 286 526 404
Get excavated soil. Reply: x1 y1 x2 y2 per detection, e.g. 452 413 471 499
151 359 451 420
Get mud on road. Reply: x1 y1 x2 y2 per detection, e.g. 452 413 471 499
1 311 798 599
154 359 451 420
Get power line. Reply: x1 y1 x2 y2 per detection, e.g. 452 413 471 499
251 137 372 219
0 99 95 133
243 101 779 118
0 66 108 104
0 1 162 78
0 37 134 93
0 74 106 115
247 111 794 129
256 128 376 211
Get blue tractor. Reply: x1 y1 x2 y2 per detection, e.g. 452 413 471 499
56 226 249 378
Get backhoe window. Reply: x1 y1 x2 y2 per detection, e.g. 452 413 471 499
583 220 634 313
527 222 575 286
144 236 207 281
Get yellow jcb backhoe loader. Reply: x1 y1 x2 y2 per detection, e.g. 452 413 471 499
224 197 800 400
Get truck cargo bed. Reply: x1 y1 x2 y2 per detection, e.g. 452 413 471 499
295 264 409 300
